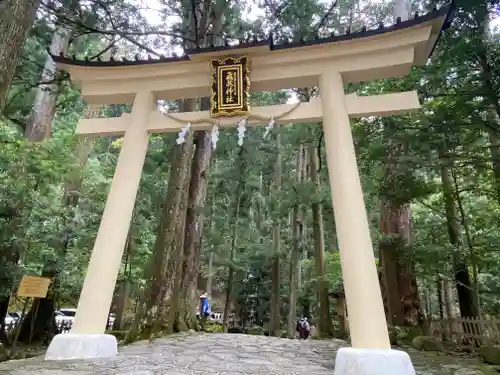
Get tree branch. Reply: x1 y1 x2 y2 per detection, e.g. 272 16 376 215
122 35 162 57
41 2 197 43
315 0 339 33
317 131 324 172
191 0 200 47
87 38 120 60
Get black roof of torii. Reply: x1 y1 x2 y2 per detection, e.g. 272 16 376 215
51 2 455 68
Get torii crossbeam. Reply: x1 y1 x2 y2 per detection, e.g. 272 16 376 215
45 5 453 374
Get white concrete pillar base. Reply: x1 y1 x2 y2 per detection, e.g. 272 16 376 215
334 347 416 375
45 333 117 360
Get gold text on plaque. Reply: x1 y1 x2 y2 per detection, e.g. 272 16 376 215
210 57 250 117
225 71 235 103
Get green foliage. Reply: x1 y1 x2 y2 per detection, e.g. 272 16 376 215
478 345 500 366
412 336 444 352
247 325 265 335
204 322 224 333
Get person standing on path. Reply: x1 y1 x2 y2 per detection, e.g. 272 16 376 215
301 317 311 339
199 294 211 331
296 317 311 339
296 317 304 339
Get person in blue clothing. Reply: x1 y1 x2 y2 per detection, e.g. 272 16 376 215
199 293 211 330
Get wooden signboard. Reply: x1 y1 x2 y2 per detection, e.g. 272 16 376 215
17 275 52 298
210 56 250 117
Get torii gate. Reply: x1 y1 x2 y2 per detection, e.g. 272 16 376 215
46 4 453 373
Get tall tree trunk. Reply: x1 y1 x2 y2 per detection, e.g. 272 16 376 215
478 44 500 127
487 126 500 205
151 133 194 337
477 5 500 202
205 189 217 300
112 228 134 331
424 287 431 317
287 145 304 338
379 225 404 325
395 206 423 326
298 147 308 293
175 0 225 330
0 0 41 112
269 129 282 337
299 147 312 320
451 168 481 311
442 278 454 319
164 154 193 334
436 276 444 320
25 27 70 140
178 128 212 330
206 252 214 297
440 159 479 318
310 145 333 337
223 148 246 332
379 164 422 325
126 100 195 343
378 0 422 328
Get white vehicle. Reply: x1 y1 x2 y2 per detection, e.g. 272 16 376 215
9 312 21 322
4 312 22 331
55 309 116 329
209 313 223 323
55 308 76 325
107 313 116 329
4 313 16 327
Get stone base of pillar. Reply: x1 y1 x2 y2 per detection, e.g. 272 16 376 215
334 348 415 375
45 333 117 360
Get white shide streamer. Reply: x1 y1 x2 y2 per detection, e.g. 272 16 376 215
211 124 219 150
176 122 191 145
237 118 247 146
263 118 275 139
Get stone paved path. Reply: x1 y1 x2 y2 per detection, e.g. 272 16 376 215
0 333 495 374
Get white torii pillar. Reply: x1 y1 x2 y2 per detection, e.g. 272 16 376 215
72 91 155 334
321 71 389 349
321 71 415 375
46 91 155 359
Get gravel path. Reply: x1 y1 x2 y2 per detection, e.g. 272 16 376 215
0 333 494 374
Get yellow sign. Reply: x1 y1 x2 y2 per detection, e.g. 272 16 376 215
210 56 250 117
17 276 52 298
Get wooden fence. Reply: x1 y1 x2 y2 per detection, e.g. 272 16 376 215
428 317 500 347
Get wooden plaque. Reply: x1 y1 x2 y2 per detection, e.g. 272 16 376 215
210 56 250 117
17 275 52 298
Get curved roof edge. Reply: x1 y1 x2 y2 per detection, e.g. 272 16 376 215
51 2 454 68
